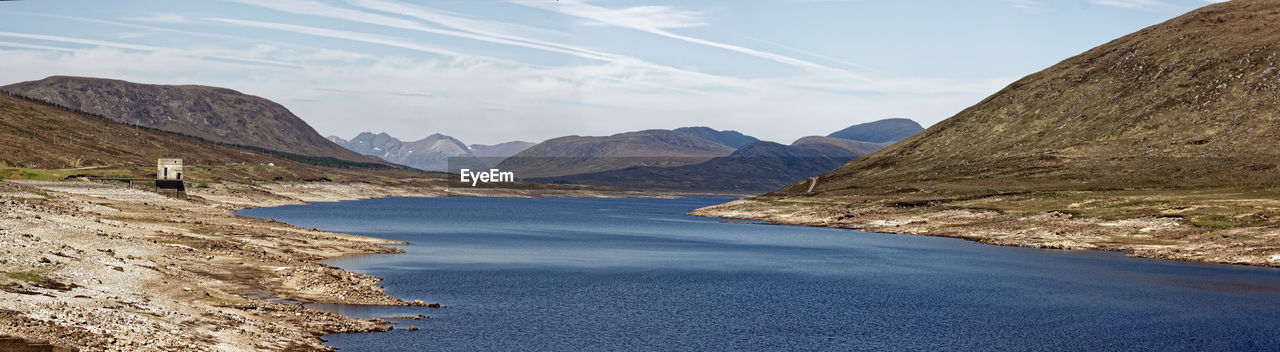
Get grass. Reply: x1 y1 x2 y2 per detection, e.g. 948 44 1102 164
195 294 246 308
3 270 70 290
0 167 138 181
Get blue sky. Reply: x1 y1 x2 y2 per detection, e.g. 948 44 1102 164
0 0 1224 145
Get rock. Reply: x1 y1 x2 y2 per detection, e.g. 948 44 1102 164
408 325 418 331
411 299 425 306
425 302 442 308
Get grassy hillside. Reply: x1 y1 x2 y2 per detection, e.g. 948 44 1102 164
0 92 436 184
755 0 1280 229
2 76 385 165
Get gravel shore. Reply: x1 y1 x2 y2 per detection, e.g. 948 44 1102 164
0 179 634 351
693 199 1280 267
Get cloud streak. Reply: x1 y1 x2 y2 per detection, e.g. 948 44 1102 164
510 0 868 80
1088 0 1173 10
0 31 302 69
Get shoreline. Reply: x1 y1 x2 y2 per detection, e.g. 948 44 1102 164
691 199 1280 268
0 179 675 351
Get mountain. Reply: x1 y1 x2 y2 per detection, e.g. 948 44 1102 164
790 136 892 156
673 126 759 148
330 132 474 172
527 140 865 193
470 141 535 158
692 0 1280 265
781 0 1280 197
498 129 736 178
0 92 413 182
827 118 924 143
1 76 381 165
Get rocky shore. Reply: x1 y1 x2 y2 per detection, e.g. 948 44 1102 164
693 199 1280 267
0 179 650 351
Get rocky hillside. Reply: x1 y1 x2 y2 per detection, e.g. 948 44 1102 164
0 92 426 183
692 0 1280 267
1 76 380 164
498 129 736 178
789 0 1280 197
673 126 759 148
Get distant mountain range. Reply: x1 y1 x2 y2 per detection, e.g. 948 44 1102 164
0 74 928 193
521 120 924 192
328 132 533 172
497 129 738 178
1 76 381 165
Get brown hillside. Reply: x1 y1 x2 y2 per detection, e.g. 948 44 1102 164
0 92 425 183
790 0 1280 196
694 1 1280 267
1 76 384 165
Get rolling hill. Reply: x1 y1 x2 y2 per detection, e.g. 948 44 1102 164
524 120 919 193
470 141 535 158
497 129 736 178
826 118 923 143
673 127 759 148
694 0 1280 266
527 140 860 193
0 92 422 183
2 76 381 165
781 0 1280 197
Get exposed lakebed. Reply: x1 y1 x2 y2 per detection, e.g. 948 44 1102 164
237 197 1280 351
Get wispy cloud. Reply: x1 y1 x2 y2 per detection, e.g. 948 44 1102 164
216 0 762 93
10 12 372 65
0 31 302 69
0 0 1035 144
1088 0 1172 10
510 0 867 80
121 13 191 24
207 18 463 58
573 4 706 28
1008 0 1052 13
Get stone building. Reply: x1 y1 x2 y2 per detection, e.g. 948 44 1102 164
157 158 183 180
156 158 185 197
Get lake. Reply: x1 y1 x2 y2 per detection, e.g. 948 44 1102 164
236 197 1280 351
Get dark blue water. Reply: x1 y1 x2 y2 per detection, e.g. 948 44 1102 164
237 197 1280 351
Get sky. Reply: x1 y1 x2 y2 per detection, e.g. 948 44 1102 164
0 0 1227 145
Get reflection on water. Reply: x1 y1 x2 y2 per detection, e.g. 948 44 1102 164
239 197 1280 352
